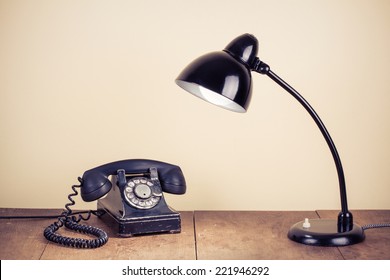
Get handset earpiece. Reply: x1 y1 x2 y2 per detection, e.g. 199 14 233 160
80 170 112 202
157 165 186 194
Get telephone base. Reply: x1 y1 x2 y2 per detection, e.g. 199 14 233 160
97 201 181 237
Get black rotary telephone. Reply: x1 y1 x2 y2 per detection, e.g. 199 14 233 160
44 159 186 248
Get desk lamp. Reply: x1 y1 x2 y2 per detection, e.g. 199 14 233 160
175 33 365 246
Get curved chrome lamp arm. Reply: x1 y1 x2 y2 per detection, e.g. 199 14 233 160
253 60 352 232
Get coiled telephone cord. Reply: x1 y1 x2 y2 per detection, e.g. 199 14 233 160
43 178 109 249
362 223 390 230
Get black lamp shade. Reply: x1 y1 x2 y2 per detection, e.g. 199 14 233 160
175 51 253 113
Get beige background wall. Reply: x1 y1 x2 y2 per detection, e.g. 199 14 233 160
1 0 389 211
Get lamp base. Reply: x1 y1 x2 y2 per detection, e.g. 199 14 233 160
288 219 365 246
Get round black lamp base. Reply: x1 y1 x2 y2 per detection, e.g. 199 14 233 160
288 219 365 246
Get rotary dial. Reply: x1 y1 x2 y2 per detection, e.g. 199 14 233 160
123 177 162 209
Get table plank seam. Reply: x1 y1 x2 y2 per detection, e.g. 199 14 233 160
192 212 198 260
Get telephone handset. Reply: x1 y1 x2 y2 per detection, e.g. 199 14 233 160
44 159 186 249
81 159 186 201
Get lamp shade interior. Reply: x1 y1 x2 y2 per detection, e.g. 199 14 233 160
175 80 247 113
175 51 252 113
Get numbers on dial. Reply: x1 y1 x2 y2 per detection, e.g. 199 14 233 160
123 177 161 209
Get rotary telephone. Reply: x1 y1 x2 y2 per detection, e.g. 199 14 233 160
44 159 186 248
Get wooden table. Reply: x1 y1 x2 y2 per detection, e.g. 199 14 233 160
1 208 389 260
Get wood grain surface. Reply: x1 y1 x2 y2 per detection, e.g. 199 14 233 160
1 208 389 260
194 211 343 260
0 208 196 260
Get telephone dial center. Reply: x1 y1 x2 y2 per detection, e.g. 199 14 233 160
134 184 152 198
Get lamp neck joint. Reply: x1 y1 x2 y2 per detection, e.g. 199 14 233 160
252 58 270 74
